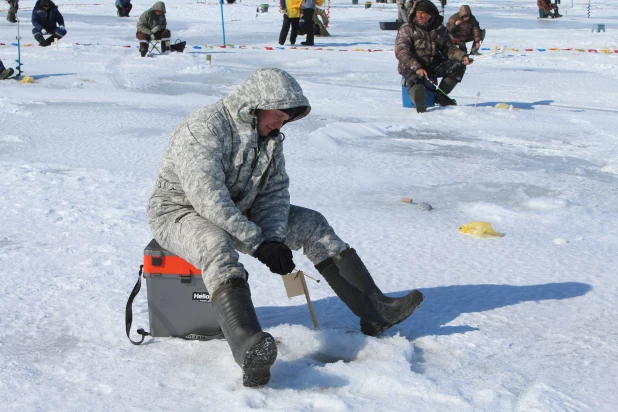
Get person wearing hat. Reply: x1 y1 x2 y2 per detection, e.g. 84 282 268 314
136 1 170 57
31 0 67 47
537 0 561 18
115 0 132 17
5 0 18 23
446 5 485 55
147 68 424 387
395 0 473 113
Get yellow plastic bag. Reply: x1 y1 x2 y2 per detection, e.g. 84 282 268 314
459 221 503 237
19 76 36 84
494 103 520 111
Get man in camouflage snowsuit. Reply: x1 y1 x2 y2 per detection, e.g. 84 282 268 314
136 1 170 57
147 68 423 387
395 0 472 112
446 5 485 55
397 0 407 23
537 0 561 18
6 0 18 23
397 0 418 23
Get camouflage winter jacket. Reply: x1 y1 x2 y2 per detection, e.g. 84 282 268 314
446 5 482 43
137 1 167 35
395 0 466 77
147 69 311 254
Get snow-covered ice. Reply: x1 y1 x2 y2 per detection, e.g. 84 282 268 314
1 0 617 410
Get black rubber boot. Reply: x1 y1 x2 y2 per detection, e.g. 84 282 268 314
139 43 148 57
45 36 57 47
408 84 427 113
35 33 48 47
435 78 457 106
0 68 15 80
212 278 277 387
315 248 424 337
7 12 17 23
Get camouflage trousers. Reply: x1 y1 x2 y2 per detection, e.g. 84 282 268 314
6 0 18 22
404 59 467 87
137 29 171 52
453 29 486 54
7 0 18 13
397 2 409 23
149 205 350 293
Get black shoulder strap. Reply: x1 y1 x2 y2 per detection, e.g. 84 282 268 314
125 265 151 345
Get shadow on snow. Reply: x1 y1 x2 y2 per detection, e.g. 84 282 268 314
472 99 554 110
258 281 592 340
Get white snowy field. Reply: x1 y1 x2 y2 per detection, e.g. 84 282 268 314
1 0 618 410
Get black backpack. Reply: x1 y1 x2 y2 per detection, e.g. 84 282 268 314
170 39 186 53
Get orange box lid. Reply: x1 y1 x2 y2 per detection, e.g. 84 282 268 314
144 239 202 275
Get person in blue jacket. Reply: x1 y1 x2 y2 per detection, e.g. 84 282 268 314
116 0 132 17
31 0 67 47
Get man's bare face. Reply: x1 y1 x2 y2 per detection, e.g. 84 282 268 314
415 11 431 24
256 109 290 137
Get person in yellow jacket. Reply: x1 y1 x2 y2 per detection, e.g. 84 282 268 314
279 0 302 45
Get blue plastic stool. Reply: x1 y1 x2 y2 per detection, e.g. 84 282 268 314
402 77 436 109
592 24 606 33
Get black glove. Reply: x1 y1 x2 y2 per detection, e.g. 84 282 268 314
253 241 295 275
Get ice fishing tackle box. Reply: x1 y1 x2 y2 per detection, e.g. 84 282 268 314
125 239 222 345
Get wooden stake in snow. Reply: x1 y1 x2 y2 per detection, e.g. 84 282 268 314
282 270 319 329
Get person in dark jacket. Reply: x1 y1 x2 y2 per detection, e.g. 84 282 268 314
0 58 15 80
299 0 324 46
538 0 561 18
6 0 18 23
395 0 472 113
446 5 485 55
136 1 170 57
115 0 132 17
31 0 67 47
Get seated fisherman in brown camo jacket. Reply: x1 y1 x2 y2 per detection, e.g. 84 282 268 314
395 0 473 113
